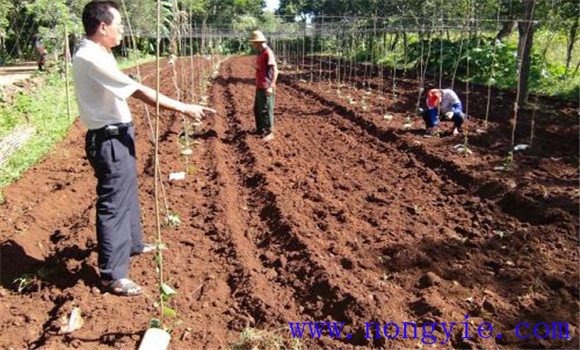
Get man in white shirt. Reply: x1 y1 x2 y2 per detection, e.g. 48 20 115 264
73 0 215 296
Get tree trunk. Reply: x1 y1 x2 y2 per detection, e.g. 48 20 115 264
496 20 516 41
390 32 399 51
517 0 536 107
201 17 207 54
403 31 408 73
565 16 578 76
403 32 407 58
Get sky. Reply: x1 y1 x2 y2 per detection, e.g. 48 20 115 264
265 0 280 12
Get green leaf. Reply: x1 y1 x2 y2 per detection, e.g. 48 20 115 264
163 306 177 318
161 283 177 296
150 318 162 328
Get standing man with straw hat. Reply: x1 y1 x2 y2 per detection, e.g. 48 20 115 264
73 0 214 296
250 30 278 141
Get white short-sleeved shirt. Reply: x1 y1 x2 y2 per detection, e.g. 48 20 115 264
73 38 139 130
439 89 462 114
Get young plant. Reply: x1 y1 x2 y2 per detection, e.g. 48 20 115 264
150 253 181 333
460 130 472 156
186 164 197 176
361 99 368 111
494 151 515 172
163 212 181 229
12 273 40 293
503 151 514 169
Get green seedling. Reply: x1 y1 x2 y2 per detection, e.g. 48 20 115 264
413 205 422 215
163 213 181 229
151 249 180 332
493 230 511 239
13 274 40 293
180 148 193 156
402 117 413 130
186 165 197 176
462 131 471 156
503 151 514 169
494 151 514 171
178 135 189 148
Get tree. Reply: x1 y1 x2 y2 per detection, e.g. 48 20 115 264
555 0 579 76
0 0 13 53
516 0 536 106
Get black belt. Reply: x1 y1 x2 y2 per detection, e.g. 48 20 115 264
90 122 132 139
86 122 132 158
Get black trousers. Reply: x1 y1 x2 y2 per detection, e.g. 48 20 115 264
254 89 275 134
420 108 465 129
85 124 144 281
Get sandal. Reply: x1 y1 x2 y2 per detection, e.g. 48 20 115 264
102 278 143 296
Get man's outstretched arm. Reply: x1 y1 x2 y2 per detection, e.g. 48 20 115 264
132 84 216 120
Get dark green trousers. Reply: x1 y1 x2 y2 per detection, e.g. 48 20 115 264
254 89 275 134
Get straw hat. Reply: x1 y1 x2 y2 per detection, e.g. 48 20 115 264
427 89 442 108
249 30 267 42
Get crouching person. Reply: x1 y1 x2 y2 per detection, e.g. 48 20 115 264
420 88 465 136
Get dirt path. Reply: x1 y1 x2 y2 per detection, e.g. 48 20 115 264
0 62 38 87
0 56 577 350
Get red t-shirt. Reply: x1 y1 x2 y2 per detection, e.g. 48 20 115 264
255 46 276 89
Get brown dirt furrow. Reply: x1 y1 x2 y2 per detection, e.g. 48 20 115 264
0 55 577 350
204 58 302 330
282 59 579 218
223 57 480 348
217 61 387 348
220 56 577 349
284 77 578 231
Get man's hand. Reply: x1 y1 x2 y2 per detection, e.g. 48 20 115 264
445 112 454 120
132 85 216 121
182 104 216 120
266 86 275 96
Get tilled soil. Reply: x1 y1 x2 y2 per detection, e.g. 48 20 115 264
0 56 577 350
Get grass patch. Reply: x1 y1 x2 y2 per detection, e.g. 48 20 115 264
117 53 157 70
0 70 77 187
0 55 157 188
